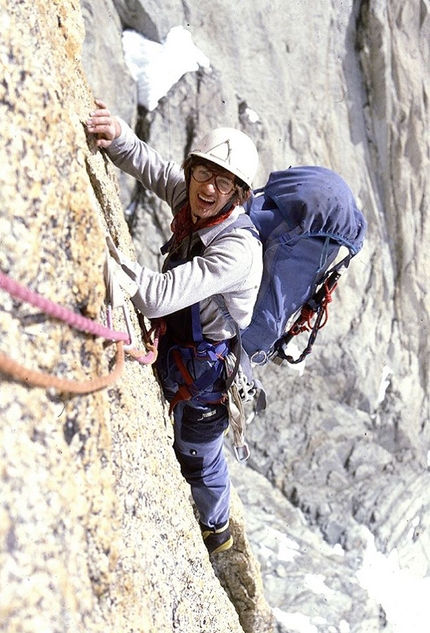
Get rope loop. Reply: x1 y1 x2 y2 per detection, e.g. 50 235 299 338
0 269 135 393
0 267 169 393
0 342 124 394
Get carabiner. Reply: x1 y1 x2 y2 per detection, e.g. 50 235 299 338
234 442 251 463
106 303 136 349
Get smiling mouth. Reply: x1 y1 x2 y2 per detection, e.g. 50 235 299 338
192 195 215 222
197 193 216 206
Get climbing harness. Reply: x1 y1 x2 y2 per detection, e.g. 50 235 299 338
162 313 254 463
165 302 230 413
167 341 228 411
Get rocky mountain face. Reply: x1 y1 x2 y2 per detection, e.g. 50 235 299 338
0 2 270 632
1 0 429 632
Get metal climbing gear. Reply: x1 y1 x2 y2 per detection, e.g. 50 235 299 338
224 352 251 462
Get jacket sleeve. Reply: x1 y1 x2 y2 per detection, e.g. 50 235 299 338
115 229 260 329
105 118 187 214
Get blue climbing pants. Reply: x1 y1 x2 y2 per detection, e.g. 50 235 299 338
156 336 231 529
172 401 230 529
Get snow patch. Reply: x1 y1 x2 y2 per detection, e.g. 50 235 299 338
406 515 420 541
274 529 301 563
245 107 260 123
331 543 345 557
377 365 393 404
255 526 300 563
304 573 335 596
122 27 210 111
356 528 430 632
273 608 318 633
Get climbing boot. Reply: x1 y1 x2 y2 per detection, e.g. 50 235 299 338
200 522 233 554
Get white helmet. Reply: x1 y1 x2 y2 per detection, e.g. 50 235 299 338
189 127 258 188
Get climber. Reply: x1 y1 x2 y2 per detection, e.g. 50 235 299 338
86 100 262 555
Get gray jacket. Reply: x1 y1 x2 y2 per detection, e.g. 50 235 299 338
106 119 263 342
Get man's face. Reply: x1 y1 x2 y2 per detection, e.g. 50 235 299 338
188 162 236 223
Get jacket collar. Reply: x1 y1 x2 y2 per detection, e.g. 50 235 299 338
197 206 245 246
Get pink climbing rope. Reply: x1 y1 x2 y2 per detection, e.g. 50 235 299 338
0 270 130 343
126 320 165 364
0 269 162 393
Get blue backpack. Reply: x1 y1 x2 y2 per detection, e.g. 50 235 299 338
240 165 367 365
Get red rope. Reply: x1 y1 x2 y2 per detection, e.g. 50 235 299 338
290 280 337 337
129 319 166 365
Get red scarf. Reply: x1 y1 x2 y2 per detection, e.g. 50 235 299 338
170 202 235 248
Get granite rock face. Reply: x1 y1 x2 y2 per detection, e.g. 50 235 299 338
0 1 271 632
1 0 430 631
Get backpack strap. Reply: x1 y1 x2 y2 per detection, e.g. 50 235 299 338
161 213 261 426
160 231 231 413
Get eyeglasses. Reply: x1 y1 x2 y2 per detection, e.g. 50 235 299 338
191 165 236 195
